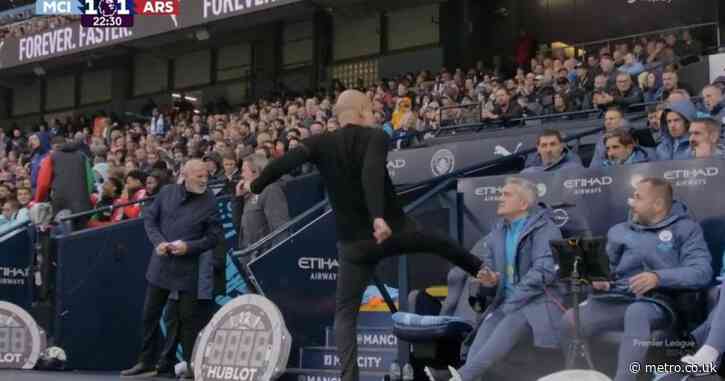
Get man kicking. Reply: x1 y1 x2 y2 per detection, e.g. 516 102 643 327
246 90 485 381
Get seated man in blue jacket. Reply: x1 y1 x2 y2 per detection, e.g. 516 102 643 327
425 176 563 381
689 117 724 159
589 107 628 168
656 99 697 161
591 129 651 168
521 129 582 173
559 177 712 381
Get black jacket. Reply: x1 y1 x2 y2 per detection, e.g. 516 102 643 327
144 184 223 293
50 143 93 215
251 126 405 242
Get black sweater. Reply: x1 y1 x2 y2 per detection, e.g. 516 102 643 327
251 125 405 242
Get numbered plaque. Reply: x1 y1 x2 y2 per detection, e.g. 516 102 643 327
0 301 46 369
193 295 291 381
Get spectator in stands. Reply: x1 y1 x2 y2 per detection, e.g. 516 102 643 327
591 129 651 168
647 103 666 144
641 71 662 103
28 132 51 193
599 54 618 88
88 177 124 228
0 183 10 206
611 72 643 109
618 52 645 77
309 121 324 136
117 170 147 220
16 187 32 210
482 88 524 121
521 129 582 173
236 154 289 259
656 99 696 161
74 132 91 158
699 85 725 123
203 151 224 183
0 198 29 236
145 169 170 197
425 177 563 381
688 118 723 159
560 177 712 381
657 69 681 101
34 136 94 229
326 118 340 133
590 108 627 167
135 148 150 172
584 74 612 110
150 108 166 137
551 93 573 115
219 153 240 196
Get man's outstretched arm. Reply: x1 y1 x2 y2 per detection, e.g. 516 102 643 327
250 145 312 194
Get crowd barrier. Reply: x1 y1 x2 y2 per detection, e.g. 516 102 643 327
54 219 152 370
458 159 725 275
0 224 34 311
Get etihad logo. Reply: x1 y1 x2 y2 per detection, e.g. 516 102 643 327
298 257 338 270
298 257 338 281
664 167 719 187
474 182 546 201
0 267 29 278
474 186 503 202
386 159 406 177
664 167 719 180
563 176 613 195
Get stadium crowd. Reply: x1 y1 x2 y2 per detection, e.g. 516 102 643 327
0 28 720 241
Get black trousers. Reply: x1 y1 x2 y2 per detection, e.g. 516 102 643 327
138 285 212 365
334 220 483 381
159 300 180 369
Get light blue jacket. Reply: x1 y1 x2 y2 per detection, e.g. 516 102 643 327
589 124 634 168
0 208 30 237
521 147 583 174
606 201 713 293
592 145 652 168
656 100 697 161
471 207 564 348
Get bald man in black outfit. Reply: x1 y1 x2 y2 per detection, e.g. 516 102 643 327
247 90 483 381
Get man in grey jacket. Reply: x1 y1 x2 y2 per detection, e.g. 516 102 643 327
425 177 564 381
237 154 290 260
559 177 712 381
522 129 582 173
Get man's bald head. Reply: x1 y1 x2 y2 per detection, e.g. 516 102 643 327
183 159 209 194
334 90 376 128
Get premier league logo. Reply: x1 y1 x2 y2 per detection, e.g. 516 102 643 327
99 0 117 16
430 149 455 176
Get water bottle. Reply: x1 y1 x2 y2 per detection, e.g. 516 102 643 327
402 363 414 381
389 360 402 381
